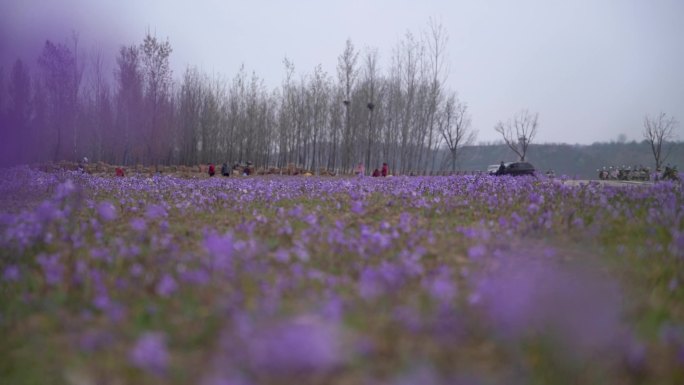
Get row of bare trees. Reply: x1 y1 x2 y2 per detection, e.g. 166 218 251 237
0 24 676 173
0 22 483 173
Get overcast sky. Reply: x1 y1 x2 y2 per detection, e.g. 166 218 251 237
1 0 683 144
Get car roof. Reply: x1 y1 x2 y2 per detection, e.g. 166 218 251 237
489 162 535 168
508 162 535 169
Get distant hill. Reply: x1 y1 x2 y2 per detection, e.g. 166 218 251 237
452 141 684 179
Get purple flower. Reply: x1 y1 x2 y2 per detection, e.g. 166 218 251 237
246 316 344 373
204 232 234 271
473 257 624 354
129 332 169 375
358 267 382 300
659 324 684 346
36 253 64 286
78 330 114 353
669 230 684 257
467 244 487 260
156 274 178 297
623 337 647 371
93 293 111 310
390 366 442 385
669 278 679 292
35 201 61 223
423 269 457 304
97 201 117 222
145 204 168 220
2 265 20 282
180 269 210 286
130 218 147 232
55 180 76 200
273 248 290 263
350 200 365 214
378 262 404 287
527 203 540 214
320 296 344 321
130 263 144 277
202 374 251 385
393 305 422 332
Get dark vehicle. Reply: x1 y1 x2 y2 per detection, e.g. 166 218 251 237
487 164 501 175
494 162 536 176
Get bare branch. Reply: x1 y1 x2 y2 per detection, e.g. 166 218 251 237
439 93 476 171
643 112 678 170
494 109 538 161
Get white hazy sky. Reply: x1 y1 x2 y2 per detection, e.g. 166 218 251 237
1 0 683 144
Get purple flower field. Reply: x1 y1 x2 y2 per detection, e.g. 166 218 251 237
1 167 683 384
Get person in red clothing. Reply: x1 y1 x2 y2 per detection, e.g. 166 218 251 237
115 167 125 177
354 162 365 177
208 163 216 177
372 168 380 177
381 162 389 177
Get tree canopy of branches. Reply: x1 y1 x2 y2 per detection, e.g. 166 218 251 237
643 112 678 171
494 109 538 161
0 22 484 174
439 94 476 171
37 38 82 161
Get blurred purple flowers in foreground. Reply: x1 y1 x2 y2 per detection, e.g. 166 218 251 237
96 201 117 222
472 253 624 355
245 315 345 374
129 332 169 375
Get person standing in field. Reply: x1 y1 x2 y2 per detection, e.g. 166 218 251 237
372 168 380 177
208 163 216 177
496 161 505 176
355 162 365 177
381 162 389 177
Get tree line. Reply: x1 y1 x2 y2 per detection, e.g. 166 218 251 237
2 23 677 174
0 22 483 174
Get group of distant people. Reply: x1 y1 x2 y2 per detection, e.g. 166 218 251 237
207 162 253 177
80 156 127 177
103 160 391 178
356 162 390 177
210 161 391 178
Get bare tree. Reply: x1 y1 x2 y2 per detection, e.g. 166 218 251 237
0 67 5 165
392 31 422 174
643 112 678 171
31 76 49 163
140 32 173 164
69 32 85 163
308 64 330 174
439 93 476 171
494 109 538 161
337 38 359 172
86 48 113 163
178 67 204 164
0 67 4 115
280 58 300 167
114 44 143 164
7 59 32 164
38 40 80 161
362 47 379 170
423 19 449 172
